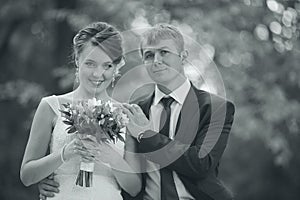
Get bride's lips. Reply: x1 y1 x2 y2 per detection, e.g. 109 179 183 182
89 79 104 87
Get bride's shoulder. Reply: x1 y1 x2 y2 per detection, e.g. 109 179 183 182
40 92 74 111
40 93 68 102
55 92 75 104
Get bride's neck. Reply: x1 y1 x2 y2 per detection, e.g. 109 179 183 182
72 88 111 101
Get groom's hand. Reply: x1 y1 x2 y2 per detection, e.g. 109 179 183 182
38 174 59 199
122 103 151 138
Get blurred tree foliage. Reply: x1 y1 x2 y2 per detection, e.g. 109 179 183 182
0 0 299 199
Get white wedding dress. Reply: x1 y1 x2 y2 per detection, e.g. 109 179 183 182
43 95 124 200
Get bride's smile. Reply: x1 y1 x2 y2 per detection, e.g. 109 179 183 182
76 42 115 97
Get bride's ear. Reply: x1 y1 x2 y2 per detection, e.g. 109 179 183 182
180 50 188 62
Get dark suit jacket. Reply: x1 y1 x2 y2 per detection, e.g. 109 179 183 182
122 84 235 200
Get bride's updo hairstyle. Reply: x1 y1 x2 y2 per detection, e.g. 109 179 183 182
73 22 123 65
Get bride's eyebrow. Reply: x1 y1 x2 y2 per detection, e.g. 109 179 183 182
103 61 113 65
84 59 96 63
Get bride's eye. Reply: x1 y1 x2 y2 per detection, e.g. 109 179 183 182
103 63 114 70
85 62 96 68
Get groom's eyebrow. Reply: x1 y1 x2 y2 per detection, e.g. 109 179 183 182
143 49 155 54
144 46 171 53
160 46 170 50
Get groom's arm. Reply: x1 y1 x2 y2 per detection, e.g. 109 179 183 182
138 100 235 179
38 174 60 199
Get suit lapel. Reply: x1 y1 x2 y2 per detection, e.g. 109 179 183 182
140 84 201 143
174 85 214 200
138 93 154 119
174 84 200 144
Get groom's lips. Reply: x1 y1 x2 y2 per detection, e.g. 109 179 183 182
153 68 167 73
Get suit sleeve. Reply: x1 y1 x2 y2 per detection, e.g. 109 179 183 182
139 101 235 180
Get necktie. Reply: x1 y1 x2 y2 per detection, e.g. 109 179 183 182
159 97 179 200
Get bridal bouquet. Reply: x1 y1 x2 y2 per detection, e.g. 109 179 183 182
59 98 128 187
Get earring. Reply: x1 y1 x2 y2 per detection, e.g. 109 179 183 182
75 68 79 83
111 73 116 88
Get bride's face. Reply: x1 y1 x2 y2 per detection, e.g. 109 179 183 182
77 42 115 97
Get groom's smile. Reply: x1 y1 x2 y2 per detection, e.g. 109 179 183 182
152 67 168 73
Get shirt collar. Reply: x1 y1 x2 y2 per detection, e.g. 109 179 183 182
153 79 191 105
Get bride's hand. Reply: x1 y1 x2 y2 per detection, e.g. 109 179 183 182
96 142 123 166
79 135 101 162
73 135 121 165
63 138 97 162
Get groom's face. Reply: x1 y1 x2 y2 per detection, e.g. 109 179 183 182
142 39 185 88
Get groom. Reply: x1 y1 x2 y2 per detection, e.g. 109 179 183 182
38 24 235 200
121 24 235 200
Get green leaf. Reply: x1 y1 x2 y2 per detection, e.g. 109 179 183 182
62 103 71 108
59 109 71 117
118 134 125 143
67 126 77 134
63 120 73 125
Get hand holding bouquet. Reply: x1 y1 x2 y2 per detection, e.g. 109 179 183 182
59 98 128 187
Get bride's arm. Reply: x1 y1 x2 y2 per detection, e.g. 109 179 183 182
20 99 81 186
94 135 142 197
20 99 63 186
111 155 142 197
114 134 142 197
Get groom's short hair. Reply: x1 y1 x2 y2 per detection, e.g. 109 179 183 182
139 23 184 56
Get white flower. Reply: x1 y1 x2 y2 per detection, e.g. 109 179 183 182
120 113 129 126
77 103 85 115
87 98 102 107
99 119 105 125
95 99 102 106
105 101 114 111
111 102 123 112
87 98 96 107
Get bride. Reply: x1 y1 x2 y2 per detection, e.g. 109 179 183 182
20 22 141 200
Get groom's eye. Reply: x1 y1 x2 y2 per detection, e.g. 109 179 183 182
160 50 169 56
144 52 154 60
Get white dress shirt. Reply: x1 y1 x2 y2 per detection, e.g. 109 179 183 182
144 79 195 200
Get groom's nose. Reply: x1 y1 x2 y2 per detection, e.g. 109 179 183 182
153 53 163 65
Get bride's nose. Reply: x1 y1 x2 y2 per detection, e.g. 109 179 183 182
92 67 105 78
